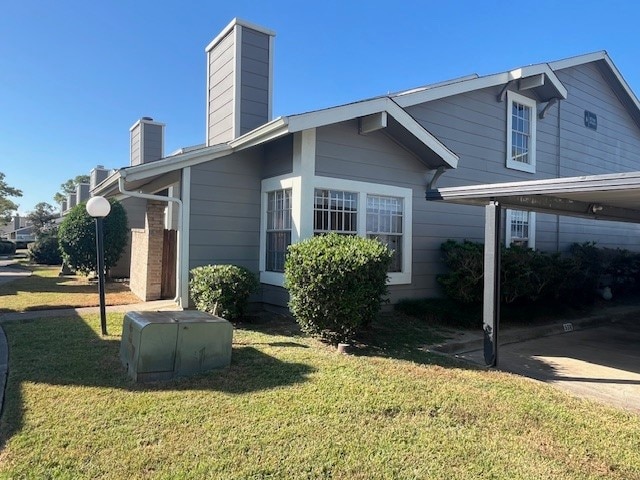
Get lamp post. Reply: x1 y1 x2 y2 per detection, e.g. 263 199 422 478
86 196 111 336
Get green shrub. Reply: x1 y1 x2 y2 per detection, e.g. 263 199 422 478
189 264 259 320
284 233 392 343
58 199 128 275
0 240 16 255
28 234 62 265
437 240 484 304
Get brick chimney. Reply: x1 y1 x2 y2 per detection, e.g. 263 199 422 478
205 18 275 146
130 117 165 166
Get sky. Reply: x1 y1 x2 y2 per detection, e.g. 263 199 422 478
1 0 639 215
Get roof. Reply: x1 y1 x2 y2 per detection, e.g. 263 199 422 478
93 97 459 195
426 171 640 224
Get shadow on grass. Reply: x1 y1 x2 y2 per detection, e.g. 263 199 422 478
0 314 315 449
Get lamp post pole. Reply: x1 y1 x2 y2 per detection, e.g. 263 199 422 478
86 196 111 336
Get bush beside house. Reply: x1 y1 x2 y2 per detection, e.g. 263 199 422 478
27 234 62 265
189 264 258 320
284 233 392 343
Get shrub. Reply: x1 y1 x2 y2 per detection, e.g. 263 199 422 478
284 233 392 343
437 240 484 304
189 264 258 320
0 240 16 255
58 199 128 275
28 234 62 265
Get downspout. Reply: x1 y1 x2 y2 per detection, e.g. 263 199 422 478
118 174 184 307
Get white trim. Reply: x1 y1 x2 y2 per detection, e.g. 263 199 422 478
232 25 242 140
505 209 536 250
506 90 537 174
296 129 317 239
180 167 192 307
393 64 567 107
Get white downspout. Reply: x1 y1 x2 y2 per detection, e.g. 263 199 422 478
118 174 184 307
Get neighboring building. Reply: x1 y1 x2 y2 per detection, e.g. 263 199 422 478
94 18 640 309
1 215 35 246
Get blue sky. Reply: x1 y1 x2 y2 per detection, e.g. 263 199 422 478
2 0 639 215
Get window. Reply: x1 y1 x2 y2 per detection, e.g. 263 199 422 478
366 195 403 272
506 209 536 249
506 91 536 173
314 189 358 234
266 189 292 272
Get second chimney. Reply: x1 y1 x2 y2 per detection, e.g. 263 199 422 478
130 117 165 166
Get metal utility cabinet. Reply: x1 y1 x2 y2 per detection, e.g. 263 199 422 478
120 311 233 382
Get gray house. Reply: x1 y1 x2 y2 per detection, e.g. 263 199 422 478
94 18 640 310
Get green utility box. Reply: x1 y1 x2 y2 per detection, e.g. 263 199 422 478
120 311 233 382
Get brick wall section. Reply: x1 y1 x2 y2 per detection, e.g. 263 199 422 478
129 200 165 301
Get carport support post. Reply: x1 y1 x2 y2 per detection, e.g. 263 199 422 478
483 201 501 367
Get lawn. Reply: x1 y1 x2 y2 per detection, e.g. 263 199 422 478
0 313 638 479
0 265 140 312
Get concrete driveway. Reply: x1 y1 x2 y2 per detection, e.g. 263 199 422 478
458 316 640 413
0 259 31 285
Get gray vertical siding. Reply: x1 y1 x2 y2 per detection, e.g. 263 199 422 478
239 28 270 135
142 123 163 163
130 125 141 166
208 31 235 145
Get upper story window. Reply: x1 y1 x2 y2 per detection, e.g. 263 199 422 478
265 189 292 272
506 90 537 173
366 195 403 272
506 209 536 249
313 189 358 234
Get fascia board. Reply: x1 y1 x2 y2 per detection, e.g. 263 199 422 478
395 65 567 107
229 117 289 149
286 98 389 132
385 101 459 168
547 51 607 71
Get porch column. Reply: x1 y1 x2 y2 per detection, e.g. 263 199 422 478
483 201 501 367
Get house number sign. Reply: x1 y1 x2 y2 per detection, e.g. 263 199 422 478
584 110 597 130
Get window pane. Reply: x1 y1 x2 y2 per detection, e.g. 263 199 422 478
266 189 292 272
314 189 358 234
367 195 403 271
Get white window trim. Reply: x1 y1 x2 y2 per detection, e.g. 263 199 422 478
505 209 536 249
260 173 413 287
506 90 537 174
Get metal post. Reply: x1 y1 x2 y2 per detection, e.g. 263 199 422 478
95 217 107 336
483 201 501 367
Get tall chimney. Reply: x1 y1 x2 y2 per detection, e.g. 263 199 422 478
205 18 275 146
130 117 165 166
76 183 90 204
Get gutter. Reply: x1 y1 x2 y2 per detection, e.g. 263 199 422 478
118 174 184 307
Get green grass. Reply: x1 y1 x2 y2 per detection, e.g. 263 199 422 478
0 265 140 312
0 313 639 479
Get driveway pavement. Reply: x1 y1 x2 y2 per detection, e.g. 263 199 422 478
454 315 640 413
0 258 31 285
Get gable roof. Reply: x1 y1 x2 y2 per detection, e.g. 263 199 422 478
393 62 568 107
94 96 459 195
548 51 640 128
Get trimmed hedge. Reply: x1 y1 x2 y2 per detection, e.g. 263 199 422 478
28 234 62 265
0 240 16 255
189 264 258 320
284 233 392 343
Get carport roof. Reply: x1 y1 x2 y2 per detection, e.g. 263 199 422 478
426 171 640 224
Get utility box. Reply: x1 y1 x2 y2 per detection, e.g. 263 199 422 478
120 311 233 382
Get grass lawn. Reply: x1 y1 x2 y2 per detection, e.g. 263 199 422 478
0 265 140 312
0 313 639 479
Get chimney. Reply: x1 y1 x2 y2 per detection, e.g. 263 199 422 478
76 183 90 204
205 18 275 146
130 117 165 166
67 192 77 210
12 215 20 231
90 165 110 190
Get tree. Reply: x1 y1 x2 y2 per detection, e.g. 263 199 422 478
53 175 90 205
0 172 22 225
27 202 57 236
58 199 128 276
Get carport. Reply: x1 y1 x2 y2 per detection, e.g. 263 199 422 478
426 171 640 367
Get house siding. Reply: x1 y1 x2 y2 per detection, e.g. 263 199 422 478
208 31 235 145
142 123 163 163
239 29 270 136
